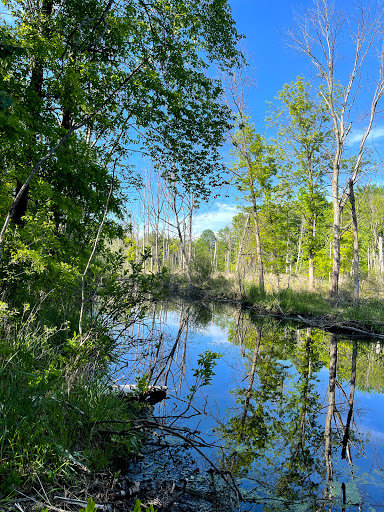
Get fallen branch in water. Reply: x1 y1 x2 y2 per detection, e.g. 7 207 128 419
296 315 384 339
93 417 243 503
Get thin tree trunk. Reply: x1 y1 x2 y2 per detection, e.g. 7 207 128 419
239 326 262 437
188 191 193 264
350 182 359 304
341 340 357 461
251 197 264 292
295 219 305 275
324 334 338 498
308 251 315 290
236 213 250 273
330 186 342 296
172 200 191 283
309 217 316 289
227 235 232 273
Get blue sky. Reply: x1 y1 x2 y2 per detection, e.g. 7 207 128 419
191 0 384 235
194 0 315 234
228 0 314 126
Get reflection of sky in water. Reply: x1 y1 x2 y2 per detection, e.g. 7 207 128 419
119 306 384 510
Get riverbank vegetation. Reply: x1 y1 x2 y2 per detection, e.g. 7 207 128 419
0 0 241 505
128 172 384 331
3 0 384 508
125 0 384 314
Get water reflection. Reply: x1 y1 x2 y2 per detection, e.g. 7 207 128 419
115 300 384 511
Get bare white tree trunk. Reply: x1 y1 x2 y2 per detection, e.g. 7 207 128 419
379 236 383 273
350 182 360 304
236 214 250 273
288 0 384 296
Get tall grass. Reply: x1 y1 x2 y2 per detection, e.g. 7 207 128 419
245 284 332 316
243 279 384 329
0 302 140 498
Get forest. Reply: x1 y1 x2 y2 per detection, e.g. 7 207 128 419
1 0 384 510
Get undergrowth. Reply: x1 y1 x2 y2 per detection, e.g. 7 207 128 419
0 302 142 499
244 283 384 329
245 285 332 316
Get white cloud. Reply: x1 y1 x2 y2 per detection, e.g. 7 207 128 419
348 126 384 145
193 203 238 235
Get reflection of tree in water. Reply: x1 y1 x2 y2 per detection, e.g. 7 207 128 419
113 301 192 391
115 301 384 510
221 313 373 511
221 318 325 508
115 299 233 391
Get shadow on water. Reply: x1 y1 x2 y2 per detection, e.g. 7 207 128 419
113 299 384 511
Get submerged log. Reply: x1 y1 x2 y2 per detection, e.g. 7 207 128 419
114 384 168 405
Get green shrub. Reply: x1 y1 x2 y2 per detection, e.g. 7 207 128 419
0 304 140 496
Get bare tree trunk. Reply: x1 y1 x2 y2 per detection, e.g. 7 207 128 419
350 182 360 304
288 0 384 298
251 198 264 292
309 217 316 290
308 251 315 290
173 201 191 283
236 214 250 273
341 340 357 461
188 191 194 264
324 334 338 499
330 190 341 296
295 219 305 275
227 235 232 273
240 326 262 436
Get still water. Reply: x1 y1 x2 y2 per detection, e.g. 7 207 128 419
114 300 384 511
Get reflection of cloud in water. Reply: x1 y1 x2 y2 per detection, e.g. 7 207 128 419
360 428 384 441
156 312 229 344
203 324 229 345
160 313 181 329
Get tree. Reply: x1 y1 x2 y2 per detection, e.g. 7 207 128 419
258 189 301 288
288 0 384 296
267 77 329 289
0 0 241 305
231 124 278 292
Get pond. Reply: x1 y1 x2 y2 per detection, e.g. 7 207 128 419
113 299 384 511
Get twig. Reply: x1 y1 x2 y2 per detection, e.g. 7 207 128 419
54 496 108 510
102 419 244 502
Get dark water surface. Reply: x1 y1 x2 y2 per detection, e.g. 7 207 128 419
114 300 384 511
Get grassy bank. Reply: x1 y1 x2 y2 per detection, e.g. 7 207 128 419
169 271 384 332
0 302 145 505
244 284 384 329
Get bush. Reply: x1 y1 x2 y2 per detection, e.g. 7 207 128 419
0 303 140 497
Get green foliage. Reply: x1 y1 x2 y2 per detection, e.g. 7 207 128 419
191 229 217 283
188 350 222 398
231 123 278 203
131 499 156 512
79 497 97 512
0 302 143 495
193 350 222 385
135 372 150 395
245 284 332 315
0 0 239 500
0 0 241 324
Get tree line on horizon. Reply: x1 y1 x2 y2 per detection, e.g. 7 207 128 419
126 164 384 295
126 0 384 303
